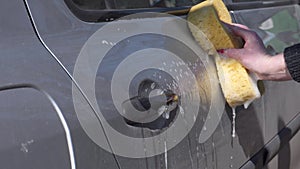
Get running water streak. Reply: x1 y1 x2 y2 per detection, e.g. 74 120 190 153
232 107 236 138
164 141 168 169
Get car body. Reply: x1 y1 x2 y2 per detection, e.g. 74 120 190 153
1 0 300 168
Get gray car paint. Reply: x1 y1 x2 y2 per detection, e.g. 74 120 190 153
24 0 246 168
1 0 300 169
0 1 120 169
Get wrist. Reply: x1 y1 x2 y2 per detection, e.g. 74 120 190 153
259 53 292 81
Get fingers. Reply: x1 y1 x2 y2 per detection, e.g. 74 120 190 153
233 24 249 30
222 22 258 43
219 48 243 61
231 26 257 43
223 22 250 30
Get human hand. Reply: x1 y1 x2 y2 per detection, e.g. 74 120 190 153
218 23 292 81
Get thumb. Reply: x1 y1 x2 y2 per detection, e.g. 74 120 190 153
221 48 243 61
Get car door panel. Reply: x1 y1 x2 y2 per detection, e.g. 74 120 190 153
0 1 120 169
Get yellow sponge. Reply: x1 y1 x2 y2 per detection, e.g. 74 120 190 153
187 0 261 108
